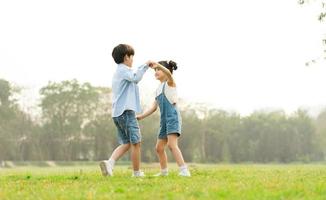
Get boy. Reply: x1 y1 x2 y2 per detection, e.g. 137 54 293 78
100 44 153 177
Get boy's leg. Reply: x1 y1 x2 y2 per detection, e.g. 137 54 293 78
127 110 144 176
100 143 130 176
155 139 168 170
110 143 131 161
100 113 130 176
131 142 141 171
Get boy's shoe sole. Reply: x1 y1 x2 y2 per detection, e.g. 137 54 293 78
99 161 111 176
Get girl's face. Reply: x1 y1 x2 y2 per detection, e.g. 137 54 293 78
154 68 166 81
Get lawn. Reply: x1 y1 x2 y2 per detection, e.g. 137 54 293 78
0 164 325 200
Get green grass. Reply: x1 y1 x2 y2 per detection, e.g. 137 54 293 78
0 164 326 200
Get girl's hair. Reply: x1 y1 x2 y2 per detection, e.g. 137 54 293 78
158 60 178 74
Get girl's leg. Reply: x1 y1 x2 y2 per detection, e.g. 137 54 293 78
155 139 168 170
167 134 191 176
167 134 185 167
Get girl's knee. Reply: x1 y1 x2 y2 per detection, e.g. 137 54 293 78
156 145 165 154
167 142 177 151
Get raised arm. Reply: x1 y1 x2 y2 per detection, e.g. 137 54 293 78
122 61 154 83
153 63 176 87
136 101 158 120
122 64 149 83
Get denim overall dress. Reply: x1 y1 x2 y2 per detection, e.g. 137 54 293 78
156 82 182 139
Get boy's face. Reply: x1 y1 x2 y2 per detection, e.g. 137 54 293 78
124 55 134 67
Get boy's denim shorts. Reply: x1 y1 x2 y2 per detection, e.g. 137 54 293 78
113 110 141 144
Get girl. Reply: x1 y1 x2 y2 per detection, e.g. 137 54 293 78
137 60 191 177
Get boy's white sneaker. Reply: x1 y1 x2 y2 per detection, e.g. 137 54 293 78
99 160 113 177
179 169 191 177
132 171 145 178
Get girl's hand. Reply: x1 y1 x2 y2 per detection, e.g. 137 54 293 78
136 115 143 121
152 62 158 68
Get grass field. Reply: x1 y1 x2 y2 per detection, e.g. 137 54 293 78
0 164 325 200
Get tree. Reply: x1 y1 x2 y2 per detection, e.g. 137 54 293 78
299 0 326 65
0 79 39 161
83 87 116 161
315 109 326 160
39 79 100 160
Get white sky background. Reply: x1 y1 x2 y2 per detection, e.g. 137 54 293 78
0 0 325 116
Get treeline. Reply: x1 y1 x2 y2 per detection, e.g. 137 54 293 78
0 79 325 163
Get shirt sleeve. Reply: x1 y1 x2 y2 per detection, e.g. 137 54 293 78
122 64 149 83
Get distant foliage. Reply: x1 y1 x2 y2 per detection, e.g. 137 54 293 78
0 79 325 162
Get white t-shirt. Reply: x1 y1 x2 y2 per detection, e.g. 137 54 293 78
155 82 178 105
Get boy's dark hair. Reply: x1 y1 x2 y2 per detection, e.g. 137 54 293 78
158 60 178 74
112 44 135 64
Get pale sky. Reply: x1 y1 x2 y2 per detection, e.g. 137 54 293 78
0 0 325 115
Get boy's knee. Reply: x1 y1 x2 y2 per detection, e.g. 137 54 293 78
126 144 131 150
131 143 141 148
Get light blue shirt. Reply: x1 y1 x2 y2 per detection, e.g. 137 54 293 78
111 63 149 117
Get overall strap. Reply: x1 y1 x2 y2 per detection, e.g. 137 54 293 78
162 82 167 95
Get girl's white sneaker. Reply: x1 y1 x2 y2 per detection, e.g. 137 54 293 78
178 169 191 177
153 172 169 177
132 171 145 178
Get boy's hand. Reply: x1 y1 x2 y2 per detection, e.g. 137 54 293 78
146 61 155 68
